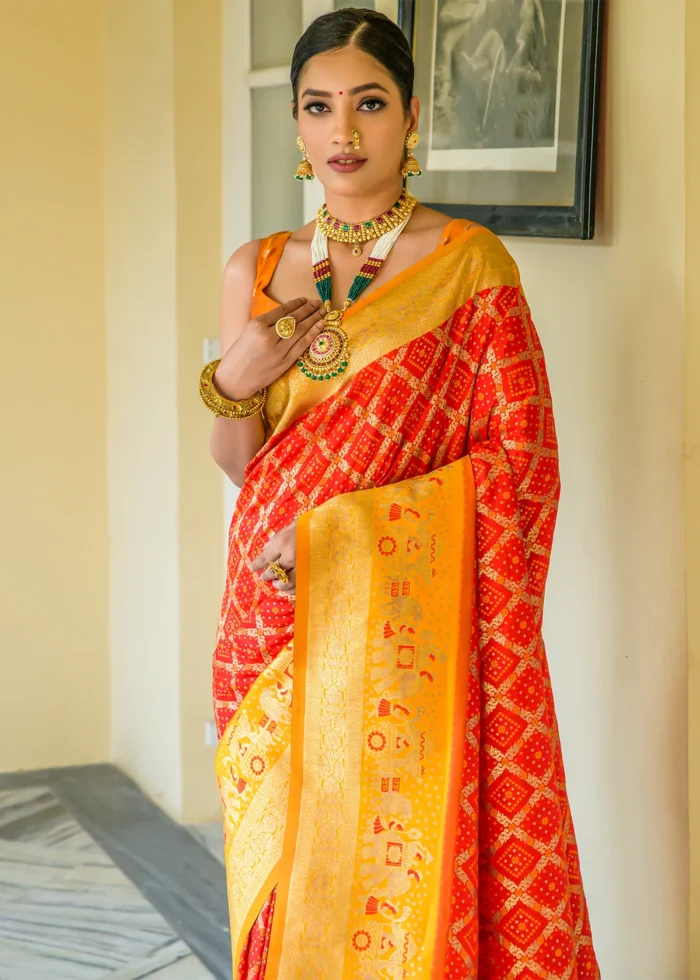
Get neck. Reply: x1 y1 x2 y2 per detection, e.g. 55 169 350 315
322 179 405 222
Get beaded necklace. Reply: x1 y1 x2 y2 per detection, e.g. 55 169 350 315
297 211 413 381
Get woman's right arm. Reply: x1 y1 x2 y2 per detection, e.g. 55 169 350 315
209 240 325 487
209 240 266 487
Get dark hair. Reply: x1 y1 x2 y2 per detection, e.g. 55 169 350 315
290 8 414 116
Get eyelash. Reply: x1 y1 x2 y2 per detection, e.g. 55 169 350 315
303 97 386 114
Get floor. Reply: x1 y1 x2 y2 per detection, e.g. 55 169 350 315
0 765 230 980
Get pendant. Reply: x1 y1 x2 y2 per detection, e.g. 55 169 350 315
297 313 349 381
352 244 362 257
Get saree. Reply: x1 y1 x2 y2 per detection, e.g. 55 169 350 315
212 220 599 980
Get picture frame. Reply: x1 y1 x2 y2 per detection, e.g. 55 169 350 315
398 0 605 239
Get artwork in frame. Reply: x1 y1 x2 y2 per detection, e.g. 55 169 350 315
398 0 604 238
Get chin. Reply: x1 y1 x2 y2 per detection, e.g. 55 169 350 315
322 170 392 195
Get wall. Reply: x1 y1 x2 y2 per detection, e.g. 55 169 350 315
507 0 688 974
174 0 226 822
687 0 700 971
0 1 109 770
105 0 223 821
105 0 182 817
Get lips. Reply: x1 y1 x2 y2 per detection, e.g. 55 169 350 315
327 154 367 173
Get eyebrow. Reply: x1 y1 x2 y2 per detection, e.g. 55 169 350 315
300 82 390 98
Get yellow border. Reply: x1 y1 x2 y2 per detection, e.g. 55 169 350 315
431 459 476 976
232 821 284 970
265 514 311 976
688 0 700 971
266 458 477 977
260 225 520 442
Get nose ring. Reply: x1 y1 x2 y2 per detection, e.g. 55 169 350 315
352 128 360 151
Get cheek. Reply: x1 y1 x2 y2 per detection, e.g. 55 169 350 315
370 130 404 162
302 118 332 147
363 116 406 148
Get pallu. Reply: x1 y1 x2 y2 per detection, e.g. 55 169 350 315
212 220 599 980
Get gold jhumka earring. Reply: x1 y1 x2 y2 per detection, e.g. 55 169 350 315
352 128 361 151
294 136 315 181
401 131 422 178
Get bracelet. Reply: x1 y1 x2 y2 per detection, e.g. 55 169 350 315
198 359 267 419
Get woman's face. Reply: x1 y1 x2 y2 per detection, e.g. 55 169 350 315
295 45 419 198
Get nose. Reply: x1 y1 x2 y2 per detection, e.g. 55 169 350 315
330 105 357 151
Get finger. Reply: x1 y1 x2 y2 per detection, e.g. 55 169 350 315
273 300 323 339
285 315 328 363
273 574 296 592
292 305 326 336
256 297 309 329
260 554 295 581
250 548 281 572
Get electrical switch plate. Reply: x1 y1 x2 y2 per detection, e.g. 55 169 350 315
203 338 221 363
204 719 218 747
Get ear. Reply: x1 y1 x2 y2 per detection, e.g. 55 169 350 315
408 95 420 133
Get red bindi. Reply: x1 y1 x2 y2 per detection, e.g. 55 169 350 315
339 91 343 94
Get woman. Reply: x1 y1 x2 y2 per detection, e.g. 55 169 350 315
202 8 598 979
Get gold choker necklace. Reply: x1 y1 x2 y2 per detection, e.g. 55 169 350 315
316 191 417 256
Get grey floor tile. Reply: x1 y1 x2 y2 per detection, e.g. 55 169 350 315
0 774 223 980
99 940 211 980
0 787 100 852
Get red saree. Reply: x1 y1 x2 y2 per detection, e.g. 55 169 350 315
212 220 599 979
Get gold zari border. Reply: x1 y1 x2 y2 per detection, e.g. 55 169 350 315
215 644 294 967
263 225 519 439
267 455 476 979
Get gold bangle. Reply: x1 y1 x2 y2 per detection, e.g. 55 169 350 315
198 359 266 419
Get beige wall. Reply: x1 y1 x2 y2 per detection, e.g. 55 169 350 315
0 1 109 769
507 0 688 973
0 0 223 819
105 0 223 821
105 0 183 816
687 0 700 971
174 0 225 822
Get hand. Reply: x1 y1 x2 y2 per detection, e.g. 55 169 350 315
215 298 326 400
250 522 297 596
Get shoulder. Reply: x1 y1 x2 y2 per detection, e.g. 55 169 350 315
287 219 316 244
222 238 262 290
457 223 521 288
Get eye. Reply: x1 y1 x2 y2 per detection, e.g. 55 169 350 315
303 101 328 114
359 98 386 111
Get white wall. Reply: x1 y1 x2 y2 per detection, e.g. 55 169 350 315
509 0 687 974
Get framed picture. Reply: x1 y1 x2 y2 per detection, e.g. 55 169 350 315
398 0 605 238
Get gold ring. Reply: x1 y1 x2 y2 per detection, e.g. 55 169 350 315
267 559 289 584
275 316 296 339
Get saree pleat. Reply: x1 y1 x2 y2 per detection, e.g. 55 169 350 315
213 224 599 979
